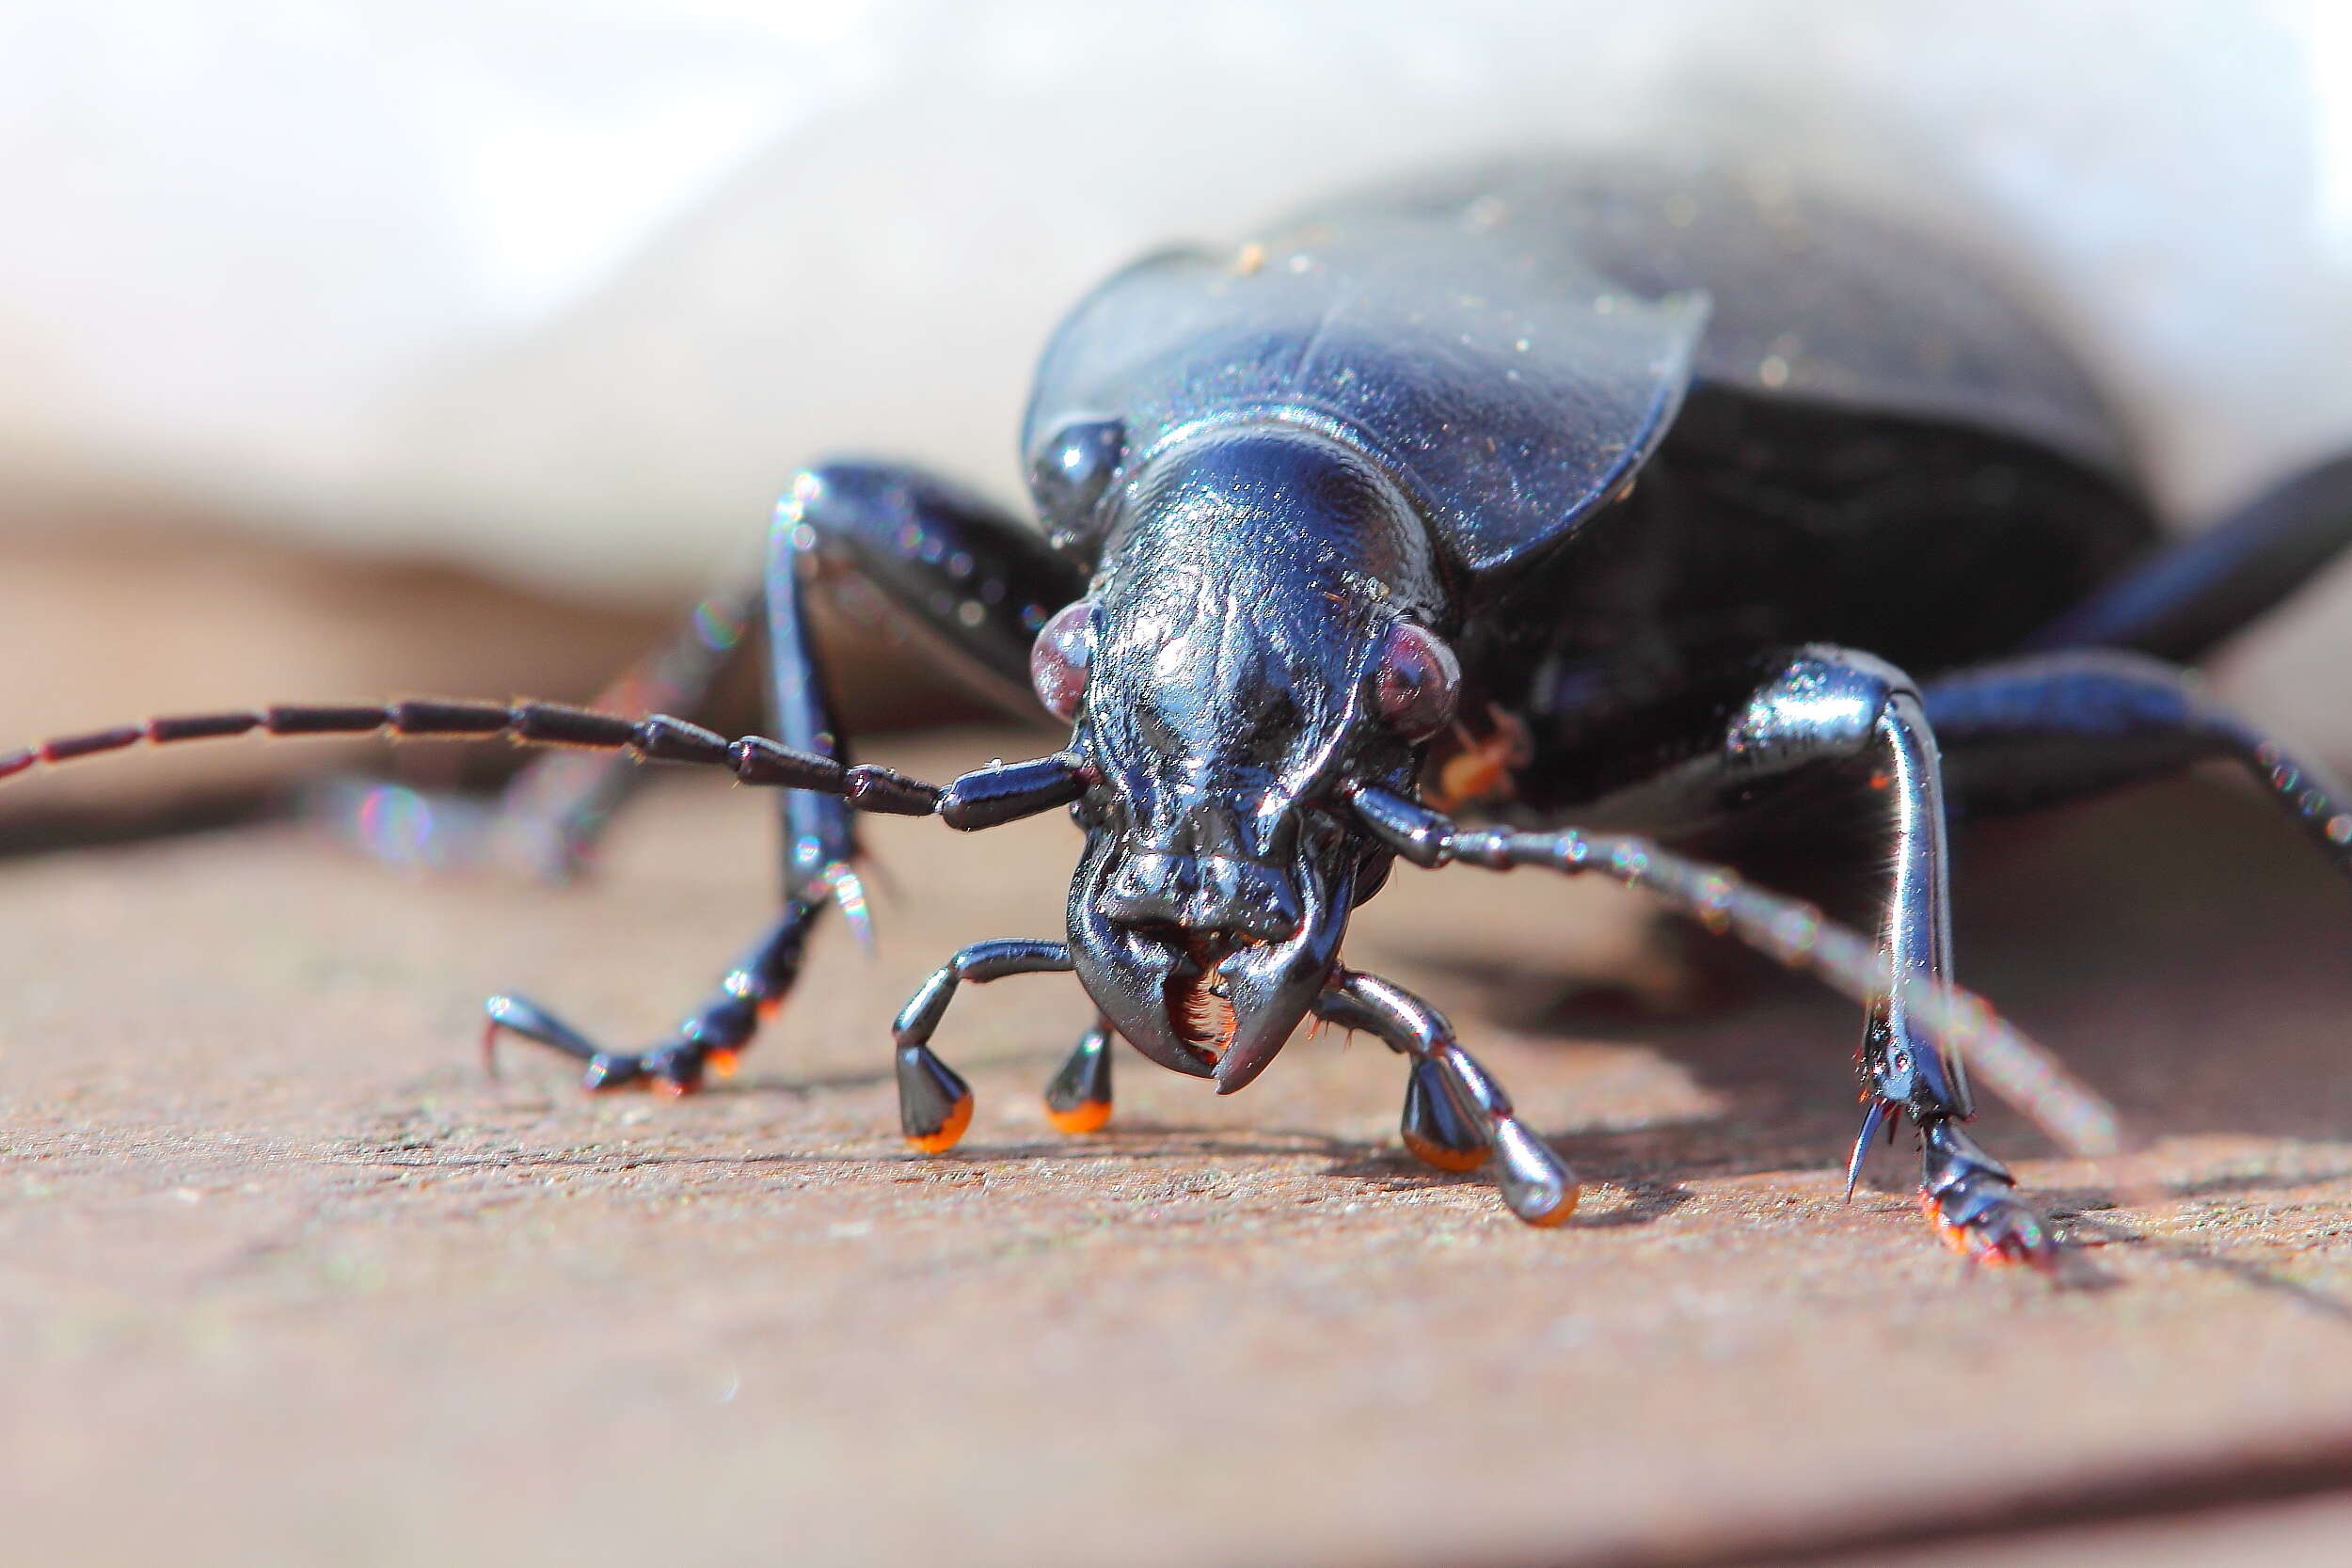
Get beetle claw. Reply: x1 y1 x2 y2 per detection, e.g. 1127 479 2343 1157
1843 1098 1894 1201
1922 1172 2058 1268
480 992 717 1095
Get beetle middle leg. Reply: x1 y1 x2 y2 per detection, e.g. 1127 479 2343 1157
313 576 764 882
1511 643 2052 1261
482 461 1084 1094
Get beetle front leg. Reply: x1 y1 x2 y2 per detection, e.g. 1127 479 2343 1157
1313 969 1580 1226
1042 1014 1116 1134
1827 675 2050 1261
482 461 1085 1094
889 940 1076 1150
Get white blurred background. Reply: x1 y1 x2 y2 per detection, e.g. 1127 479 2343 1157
5 1 2349 582
3 0 2351 751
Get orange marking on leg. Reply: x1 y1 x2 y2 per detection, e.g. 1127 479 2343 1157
1518 1182 1583 1227
906 1093 974 1155
1046 1100 1111 1135
1919 1188 1977 1253
1401 1127 1486 1173
707 1049 740 1080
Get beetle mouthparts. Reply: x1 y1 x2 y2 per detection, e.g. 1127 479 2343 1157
1168 942 1245 1060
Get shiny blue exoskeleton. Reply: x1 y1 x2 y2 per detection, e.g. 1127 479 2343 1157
16 155 2352 1259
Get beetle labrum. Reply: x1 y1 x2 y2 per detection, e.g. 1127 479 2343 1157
12 157 2352 1264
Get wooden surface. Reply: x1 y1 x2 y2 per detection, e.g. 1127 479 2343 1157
8 713 2352 1566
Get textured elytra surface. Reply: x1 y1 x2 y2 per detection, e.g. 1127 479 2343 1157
8 726 2352 1566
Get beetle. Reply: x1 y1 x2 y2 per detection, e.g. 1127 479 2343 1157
11 154 2352 1264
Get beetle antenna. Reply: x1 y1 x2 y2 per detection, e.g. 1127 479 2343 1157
0 700 947 817
1345 784 2122 1159
1534 830 2121 1158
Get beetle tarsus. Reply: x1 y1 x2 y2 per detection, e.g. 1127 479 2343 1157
1399 1057 1487 1172
1312 968 1581 1226
480 992 601 1070
1919 1117 2057 1268
481 897 823 1096
1043 1016 1115 1134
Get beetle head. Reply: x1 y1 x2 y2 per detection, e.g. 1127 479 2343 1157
1043 423 1453 1090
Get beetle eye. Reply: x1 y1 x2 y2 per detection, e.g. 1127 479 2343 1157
1030 602 1093 722
1372 622 1460 739
1029 417 1126 558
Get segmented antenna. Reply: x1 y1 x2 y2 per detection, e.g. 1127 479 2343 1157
1448 826 2123 1158
1346 783 2122 1159
0 700 945 815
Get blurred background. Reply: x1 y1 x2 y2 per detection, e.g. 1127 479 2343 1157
4 0 2351 828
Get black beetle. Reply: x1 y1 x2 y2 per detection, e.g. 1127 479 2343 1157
12 156 2352 1264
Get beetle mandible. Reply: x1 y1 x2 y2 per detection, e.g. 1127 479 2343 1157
13 156 2352 1264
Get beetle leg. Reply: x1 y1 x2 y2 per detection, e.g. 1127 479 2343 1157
2021 449 2352 663
1043 1015 1116 1134
485 898 822 1093
1918 1117 2052 1266
890 940 1076 1151
1702 650 2060 1263
765 462 1085 900
480 461 1084 1092
1312 968 1580 1226
1924 648 2352 880
311 577 763 882
1904 648 2352 1264
1345 786 2120 1161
